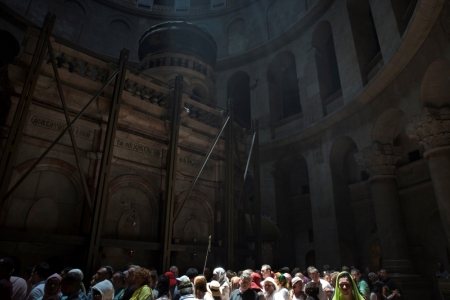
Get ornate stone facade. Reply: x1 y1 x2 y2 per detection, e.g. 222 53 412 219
354 143 402 177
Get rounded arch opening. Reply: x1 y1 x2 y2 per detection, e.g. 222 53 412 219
227 71 251 128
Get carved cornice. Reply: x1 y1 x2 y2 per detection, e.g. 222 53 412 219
354 143 402 177
406 107 450 151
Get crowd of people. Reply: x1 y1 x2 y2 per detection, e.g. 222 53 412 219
0 257 404 300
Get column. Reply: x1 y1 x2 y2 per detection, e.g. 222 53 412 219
355 143 414 274
407 107 450 250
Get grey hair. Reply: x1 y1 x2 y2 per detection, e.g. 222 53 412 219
240 272 252 280
307 267 318 274
368 272 377 278
261 264 271 271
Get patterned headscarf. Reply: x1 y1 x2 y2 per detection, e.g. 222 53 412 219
275 272 290 289
43 273 62 300
332 272 365 300
213 268 229 286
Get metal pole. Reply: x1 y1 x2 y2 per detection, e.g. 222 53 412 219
0 13 55 203
161 75 183 272
86 49 129 277
253 120 262 267
47 43 93 213
243 132 256 181
3 69 119 200
173 114 230 222
226 98 234 269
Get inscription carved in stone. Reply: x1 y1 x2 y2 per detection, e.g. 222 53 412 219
114 138 162 158
178 156 215 173
354 143 402 177
30 115 94 140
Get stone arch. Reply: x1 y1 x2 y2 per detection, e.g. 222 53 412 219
227 18 247 56
173 190 214 244
346 0 382 85
54 0 86 43
227 71 251 128
267 51 301 123
391 0 418 36
420 58 450 109
2 157 84 234
330 136 364 267
312 21 342 116
106 174 159 241
274 155 311 267
104 18 132 57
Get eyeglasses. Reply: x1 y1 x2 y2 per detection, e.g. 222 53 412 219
338 283 351 289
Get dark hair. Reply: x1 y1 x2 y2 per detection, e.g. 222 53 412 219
62 272 81 284
341 266 349 272
103 266 114 278
186 268 198 279
305 282 319 296
337 272 352 282
351 268 360 275
114 271 126 283
156 275 170 297
150 271 157 283
35 262 51 279
371 281 385 294
0 257 15 274
62 267 73 274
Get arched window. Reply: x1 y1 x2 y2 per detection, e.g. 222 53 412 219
104 20 130 57
391 0 417 36
312 21 342 116
347 0 382 85
267 51 301 123
227 71 251 128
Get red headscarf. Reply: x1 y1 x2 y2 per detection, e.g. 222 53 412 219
165 271 177 286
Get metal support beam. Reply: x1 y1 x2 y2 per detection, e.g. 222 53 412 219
252 120 262 267
86 49 129 277
173 113 230 222
47 43 93 213
0 13 55 203
226 98 235 269
161 75 183 272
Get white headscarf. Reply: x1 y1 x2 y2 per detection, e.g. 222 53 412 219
92 280 114 300
213 268 229 286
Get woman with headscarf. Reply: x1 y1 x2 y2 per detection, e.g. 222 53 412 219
212 268 229 300
38 273 63 300
274 273 290 300
130 268 153 300
332 272 364 300
68 269 87 294
91 280 115 300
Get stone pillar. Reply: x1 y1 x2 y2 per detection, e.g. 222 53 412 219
355 143 414 274
407 107 450 250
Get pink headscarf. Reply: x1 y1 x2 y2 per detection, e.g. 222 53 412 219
43 273 62 300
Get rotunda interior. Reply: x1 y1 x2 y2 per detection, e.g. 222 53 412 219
1 0 450 298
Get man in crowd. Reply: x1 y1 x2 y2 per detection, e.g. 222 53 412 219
0 257 14 300
229 273 259 300
307 267 333 300
112 271 126 300
350 268 370 299
27 262 51 300
186 268 198 284
95 266 114 283
150 271 158 298
380 269 401 299
119 266 139 300
260 265 271 279
170 266 179 279
61 272 87 300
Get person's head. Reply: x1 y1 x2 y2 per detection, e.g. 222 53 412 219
156 275 170 297
165 271 176 287
170 266 179 278
95 267 113 283
368 272 377 283
365 267 370 274
274 272 290 289
60 267 72 279
379 269 388 280
0 257 15 280
239 272 252 292
262 277 277 296
134 268 151 288
204 267 212 280
250 272 262 290
291 277 303 295
209 280 222 299
350 269 361 283
304 282 319 297
149 271 157 288
330 272 339 287
261 264 271 279
337 272 354 297
61 272 82 296
307 267 319 283
226 270 236 280
230 276 240 292
112 272 126 291
126 267 138 286
32 262 51 284
179 277 193 295
187 268 199 283
323 273 331 284
194 276 208 298
341 266 349 272
371 281 385 295
44 274 62 297
213 267 227 284
92 279 114 300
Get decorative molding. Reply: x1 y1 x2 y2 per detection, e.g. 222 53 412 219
354 143 402 177
406 107 450 151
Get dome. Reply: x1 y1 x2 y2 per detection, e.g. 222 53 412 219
138 21 217 67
